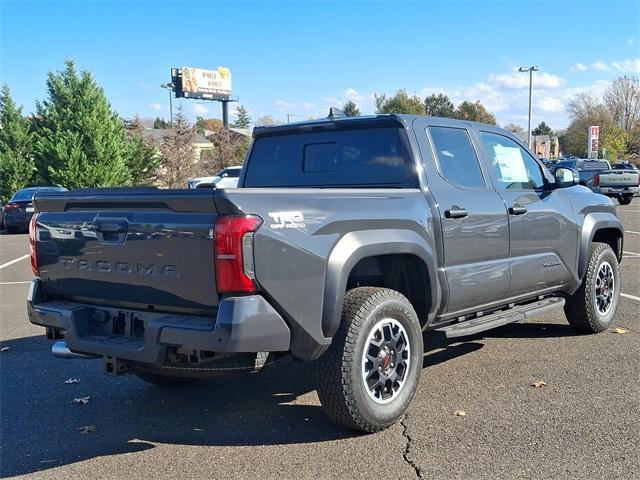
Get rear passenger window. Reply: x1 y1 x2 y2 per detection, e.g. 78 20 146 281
428 127 485 189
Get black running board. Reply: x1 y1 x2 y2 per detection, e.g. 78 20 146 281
436 297 566 339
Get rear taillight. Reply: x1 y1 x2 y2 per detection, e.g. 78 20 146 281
4 203 19 211
593 174 600 187
214 215 262 294
29 213 39 276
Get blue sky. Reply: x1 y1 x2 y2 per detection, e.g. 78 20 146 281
1 0 639 129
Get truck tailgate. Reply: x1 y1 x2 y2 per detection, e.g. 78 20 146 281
599 170 640 187
33 188 219 314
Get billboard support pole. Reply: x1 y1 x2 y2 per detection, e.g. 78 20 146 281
222 100 229 129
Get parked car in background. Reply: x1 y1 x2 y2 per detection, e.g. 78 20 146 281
553 158 639 204
0 201 5 231
188 166 242 189
611 162 639 170
3 187 68 233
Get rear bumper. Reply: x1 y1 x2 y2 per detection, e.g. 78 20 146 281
594 186 639 196
27 279 291 366
3 212 32 229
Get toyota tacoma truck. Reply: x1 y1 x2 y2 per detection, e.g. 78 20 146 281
554 158 640 205
27 113 624 433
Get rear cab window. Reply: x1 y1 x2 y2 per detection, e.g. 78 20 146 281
243 121 415 188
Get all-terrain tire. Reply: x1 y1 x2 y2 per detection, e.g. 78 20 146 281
618 195 633 205
564 242 620 333
316 287 423 433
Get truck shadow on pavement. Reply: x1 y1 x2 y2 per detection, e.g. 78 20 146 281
0 322 572 476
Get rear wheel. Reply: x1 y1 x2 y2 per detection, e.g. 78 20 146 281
316 287 423 433
565 242 620 333
618 195 633 205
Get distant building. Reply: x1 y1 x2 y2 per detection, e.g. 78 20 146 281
140 128 214 161
513 131 560 159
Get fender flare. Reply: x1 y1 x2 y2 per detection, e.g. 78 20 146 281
578 212 624 278
321 229 439 338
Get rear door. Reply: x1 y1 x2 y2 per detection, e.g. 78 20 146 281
414 119 510 314
475 130 578 297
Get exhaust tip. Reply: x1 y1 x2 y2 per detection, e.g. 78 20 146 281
52 341 95 359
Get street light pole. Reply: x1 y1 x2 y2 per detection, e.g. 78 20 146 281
160 83 175 126
518 66 539 148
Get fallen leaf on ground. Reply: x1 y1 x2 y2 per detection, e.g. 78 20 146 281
65 378 80 384
77 425 96 434
453 410 466 417
73 396 90 405
531 381 547 388
0 347 10 352
613 327 628 334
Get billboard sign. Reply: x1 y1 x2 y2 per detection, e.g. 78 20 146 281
588 125 599 159
173 66 232 100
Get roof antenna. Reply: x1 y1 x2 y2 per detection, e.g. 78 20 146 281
327 107 345 119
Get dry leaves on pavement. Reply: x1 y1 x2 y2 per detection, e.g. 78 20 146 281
64 378 81 384
453 410 466 417
77 425 96 434
73 396 90 405
531 381 547 388
613 327 628 334
0 346 10 352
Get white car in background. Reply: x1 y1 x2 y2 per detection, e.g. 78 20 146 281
188 166 243 189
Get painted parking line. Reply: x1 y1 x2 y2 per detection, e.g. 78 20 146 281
623 250 640 256
625 231 640 235
621 293 640 302
0 254 29 270
0 281 31 285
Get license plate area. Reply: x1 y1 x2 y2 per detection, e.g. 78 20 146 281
111 310 146 339
26 206 34 212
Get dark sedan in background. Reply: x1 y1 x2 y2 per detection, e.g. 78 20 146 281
2 186 67 233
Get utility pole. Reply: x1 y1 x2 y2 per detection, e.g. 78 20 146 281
286 113 298 123
518 66 539 148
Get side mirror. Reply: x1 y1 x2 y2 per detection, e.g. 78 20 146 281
554 167 579 188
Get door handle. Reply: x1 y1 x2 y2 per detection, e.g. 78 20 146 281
444 206 468 219
509 204 528 215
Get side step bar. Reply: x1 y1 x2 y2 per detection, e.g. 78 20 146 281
436 297 566 339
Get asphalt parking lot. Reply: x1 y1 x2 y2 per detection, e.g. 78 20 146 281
0 204 638 479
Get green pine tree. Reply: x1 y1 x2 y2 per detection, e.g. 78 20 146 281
33 59 131 188
0 84 36 201
232 105 251 128
126 116 161 185
342 100 361 116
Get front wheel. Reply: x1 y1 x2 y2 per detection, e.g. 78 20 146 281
316 287 423 433
618 195 633 205
565 242 620 333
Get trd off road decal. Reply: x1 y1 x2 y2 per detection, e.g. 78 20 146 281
268 211 305 229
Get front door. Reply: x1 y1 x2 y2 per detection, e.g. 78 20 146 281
475 130 578 297
415 121 510 314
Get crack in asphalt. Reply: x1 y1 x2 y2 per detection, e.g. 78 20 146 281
401 414 423 478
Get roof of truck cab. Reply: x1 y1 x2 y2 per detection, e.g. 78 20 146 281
252 113 505 137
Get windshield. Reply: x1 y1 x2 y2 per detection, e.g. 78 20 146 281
219 168 241 178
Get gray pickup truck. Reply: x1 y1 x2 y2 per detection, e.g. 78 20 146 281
28 114 624 432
